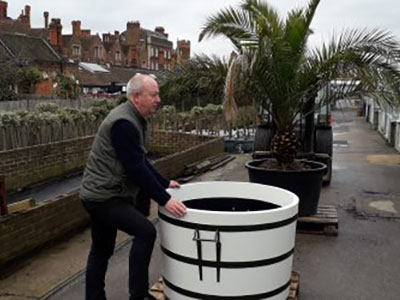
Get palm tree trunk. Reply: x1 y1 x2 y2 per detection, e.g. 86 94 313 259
303 99 315 153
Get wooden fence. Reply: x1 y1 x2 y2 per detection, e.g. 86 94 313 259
0 120 103 151
0 98 93 112
0 104 257 151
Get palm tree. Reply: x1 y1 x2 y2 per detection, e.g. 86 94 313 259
160 54 230 111
200 0 400 166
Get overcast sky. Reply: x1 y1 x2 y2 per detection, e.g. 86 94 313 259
7 0 400 58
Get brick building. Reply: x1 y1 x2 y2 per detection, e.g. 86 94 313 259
173 39 191 68
119 22 174 70
0 1 191 97
61 21 105 64
0 1 190 69
0 32 62 96
0 1 31 34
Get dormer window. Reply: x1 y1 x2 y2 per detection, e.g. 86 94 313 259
94 46 103 59
72 45 81 56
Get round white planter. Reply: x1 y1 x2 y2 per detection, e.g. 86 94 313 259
159 181 299 300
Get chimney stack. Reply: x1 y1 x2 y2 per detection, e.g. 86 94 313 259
126 21 140 46
44 11 49 29
24 5 31 26
72 20 81 36
155 26 165 35
81 29 91 37
49 18 63 48
0 1 7 21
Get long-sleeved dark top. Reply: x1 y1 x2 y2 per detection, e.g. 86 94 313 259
110 119 170 206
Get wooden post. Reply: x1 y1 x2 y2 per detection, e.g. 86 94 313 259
0 175 8 216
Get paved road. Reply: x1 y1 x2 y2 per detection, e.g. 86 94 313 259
49 110 400 300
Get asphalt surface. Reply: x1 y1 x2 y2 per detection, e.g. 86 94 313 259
2 110 400 300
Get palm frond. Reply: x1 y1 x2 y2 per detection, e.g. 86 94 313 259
199 6 256 50
223 55 239 128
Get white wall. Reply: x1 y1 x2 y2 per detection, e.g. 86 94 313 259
364 97 400 152
396 122 400 152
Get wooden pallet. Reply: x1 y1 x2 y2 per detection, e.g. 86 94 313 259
297 205 339 236
150 271 300 300
288 271 300 300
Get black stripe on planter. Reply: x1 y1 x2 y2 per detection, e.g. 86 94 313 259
162 246 294 268
158 212 298 232
163 277 291 299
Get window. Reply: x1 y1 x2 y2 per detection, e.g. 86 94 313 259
152 47 159 57
94 46 103 59
115 51 121 61
72 45 81 56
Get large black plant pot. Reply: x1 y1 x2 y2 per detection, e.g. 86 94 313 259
245 159 327 216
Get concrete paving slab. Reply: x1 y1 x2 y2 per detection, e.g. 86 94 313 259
0 229 130 299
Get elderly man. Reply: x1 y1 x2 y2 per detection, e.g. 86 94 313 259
80 74 186 300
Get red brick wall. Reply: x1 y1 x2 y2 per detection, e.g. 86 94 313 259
34 78 53 96
0 136 93 192
153 137 224 178
147 131 211 154
0 192 88 270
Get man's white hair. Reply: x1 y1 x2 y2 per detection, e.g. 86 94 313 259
126 73 157 98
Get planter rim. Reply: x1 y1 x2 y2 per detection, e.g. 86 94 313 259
162 181 298 218
245 158 327 174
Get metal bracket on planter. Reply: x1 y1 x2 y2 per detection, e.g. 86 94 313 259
193 228 221 282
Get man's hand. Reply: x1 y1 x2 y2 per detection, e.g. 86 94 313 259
169 180 180 189
165 197 186 217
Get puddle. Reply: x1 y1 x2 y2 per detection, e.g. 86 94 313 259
369 200 398 214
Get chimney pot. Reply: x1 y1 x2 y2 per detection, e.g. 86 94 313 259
44 11 49 29
0 1 8 20
72 20 82 36
155 26 165 34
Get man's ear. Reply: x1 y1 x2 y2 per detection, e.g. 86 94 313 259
130 94 139 105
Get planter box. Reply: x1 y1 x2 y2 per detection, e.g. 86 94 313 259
159 181 298 300
246 159 326 216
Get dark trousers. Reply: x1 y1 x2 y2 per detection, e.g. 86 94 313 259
82 198 156 300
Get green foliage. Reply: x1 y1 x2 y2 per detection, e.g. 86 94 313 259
200 0 400 160
89 98 118 110
190 106 203 119
54 73 80 99
0 111 21 126
116 95 128 105
18 67 44 94
0 62 18 101
160 55 231 110
161 105 177 116
36 103 60 113
0 97 119 129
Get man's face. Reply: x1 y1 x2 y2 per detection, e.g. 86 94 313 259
135 79 160 116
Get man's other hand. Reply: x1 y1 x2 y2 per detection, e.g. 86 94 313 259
165 197 186 217
169 180 180 189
